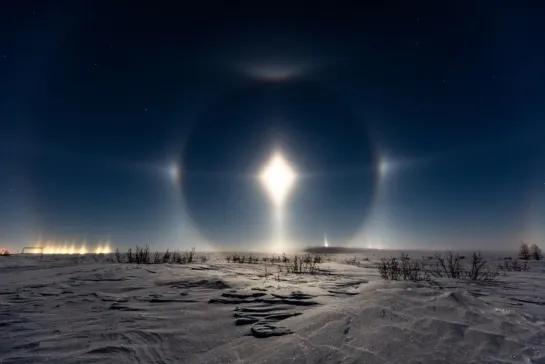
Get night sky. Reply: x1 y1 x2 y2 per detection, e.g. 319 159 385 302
1 2 544 251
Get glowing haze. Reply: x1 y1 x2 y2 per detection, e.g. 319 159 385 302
259 152 297 207
25 241 112 255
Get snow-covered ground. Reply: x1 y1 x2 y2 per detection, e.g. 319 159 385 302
1 251 544 363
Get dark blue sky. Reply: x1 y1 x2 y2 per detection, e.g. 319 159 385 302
1 2 544 251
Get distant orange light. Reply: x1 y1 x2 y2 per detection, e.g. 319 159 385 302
29 241 112 255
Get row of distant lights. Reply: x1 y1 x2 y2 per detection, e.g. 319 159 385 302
33 242 112 255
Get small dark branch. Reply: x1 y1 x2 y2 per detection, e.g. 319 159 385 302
153 252 161 264
378 256 401 280
162 250 171 264
114 248 122 263
468 251 499 281
530 244 543 260
518 242 531 260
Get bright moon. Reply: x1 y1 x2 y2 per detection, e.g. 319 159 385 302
259 152 296 207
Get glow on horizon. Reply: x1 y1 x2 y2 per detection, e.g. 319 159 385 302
29 241 112 255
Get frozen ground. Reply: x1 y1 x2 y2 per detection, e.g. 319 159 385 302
1 251 544 363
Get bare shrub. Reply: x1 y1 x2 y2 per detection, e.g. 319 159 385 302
530 244 543 260
502 259 530 272
284 254 321 274
248 255 259 264
263 255 272 263
344 256 359 266
172 251 182 263
127 248 134 264
110 247 201 265
227 253 277 265
380 251 498 282
282 253 290 264
162 250 171 263
468 252 498 281
379 256 401 280
135 246 151 265
342 256 368 267
287 255 302 274
263 264 270 279
184 248 195 263
518 242 531 260
228 253 246 263
271 255 282 263
435 252 463 278
114 248 122 263
400 253 430 281
379 254 429 281
93 253 105 262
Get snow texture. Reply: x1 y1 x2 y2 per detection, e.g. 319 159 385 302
0 252 544 363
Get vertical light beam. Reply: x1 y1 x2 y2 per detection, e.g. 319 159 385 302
259 152 297 251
